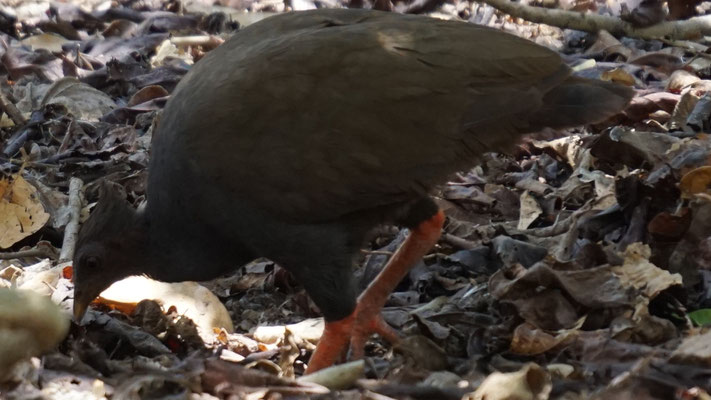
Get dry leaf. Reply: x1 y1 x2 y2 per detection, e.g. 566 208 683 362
601 68 636 87
510 321 582 355
679 166 711 198
666 70 700 92
671 329 711 365
252 318 324 345
0 176 50 249
40 78 117 122
20 33 71 53
97 275 233 341
518 191 542 230
612 243 683 298
467 363 552 400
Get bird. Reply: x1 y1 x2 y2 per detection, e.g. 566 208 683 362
72 8 634 373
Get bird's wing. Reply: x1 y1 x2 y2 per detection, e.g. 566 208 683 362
157 9 569 223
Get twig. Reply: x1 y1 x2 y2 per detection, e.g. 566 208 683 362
0 247 57 260
441 233 478 250
479 0 711 40
0 90 26 126
360 249 394 256
298 360 364 390
170 35 224 49
59 177 84 262
2 126 36 157
57 118 77 154
0 156 60 170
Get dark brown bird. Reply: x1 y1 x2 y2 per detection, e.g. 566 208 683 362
73 9 633 373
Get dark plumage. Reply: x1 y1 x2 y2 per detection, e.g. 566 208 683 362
73 9 633 372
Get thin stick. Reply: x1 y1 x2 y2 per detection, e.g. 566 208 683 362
59 177 84 262
0 247 57 260
441 233 478 250
0 90 26 126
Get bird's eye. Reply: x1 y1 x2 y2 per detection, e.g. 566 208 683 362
84 256 100 269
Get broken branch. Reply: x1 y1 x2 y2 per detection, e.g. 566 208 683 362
479 0 711 40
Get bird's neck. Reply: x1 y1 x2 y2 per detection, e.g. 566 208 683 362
142 210 255 283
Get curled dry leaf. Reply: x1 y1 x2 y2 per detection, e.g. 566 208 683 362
666 70 700 92
601 67 637 87
670 329 711 365
612 243 683 298
647 208 691 240
252 318 324 345
510 321 581 355
466 363 552 400
490 262 634 310
615 300 677 344
584 30 631 60
628 52 683 74
394 335 449 371
19 33 72 53
0 175 50 249
546 363 574 378
40 78 117 122
96 275 233 341
592 127 680 169
151 39 193 68
15 260 62 297
530 134 585 167
127 85 170 107
668 91 699 131
679 166 711 198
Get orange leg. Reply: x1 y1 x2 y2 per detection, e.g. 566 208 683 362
307 209 445 373
306 313 354 373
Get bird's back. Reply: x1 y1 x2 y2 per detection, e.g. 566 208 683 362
148 9 631 230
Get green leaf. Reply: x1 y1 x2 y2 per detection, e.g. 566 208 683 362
688 309 711 327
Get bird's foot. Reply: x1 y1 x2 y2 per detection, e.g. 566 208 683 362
306 308 400 374
306 313 355 373
350 310 400 360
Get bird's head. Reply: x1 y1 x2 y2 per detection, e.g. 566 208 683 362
72 182 148 321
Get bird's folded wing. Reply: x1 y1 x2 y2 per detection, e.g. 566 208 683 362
161 9 569 223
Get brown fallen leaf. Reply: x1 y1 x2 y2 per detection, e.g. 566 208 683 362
40 78 117 121
601 67 637 87
518 191 542 230
666 70 701 92
510 321 581 355
0 175 50 249
679 166 711 198
647 208 691 240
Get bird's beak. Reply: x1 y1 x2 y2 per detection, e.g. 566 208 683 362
73 301 87 322
73 289 90 322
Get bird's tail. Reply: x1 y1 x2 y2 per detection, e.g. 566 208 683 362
528 76 634 130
